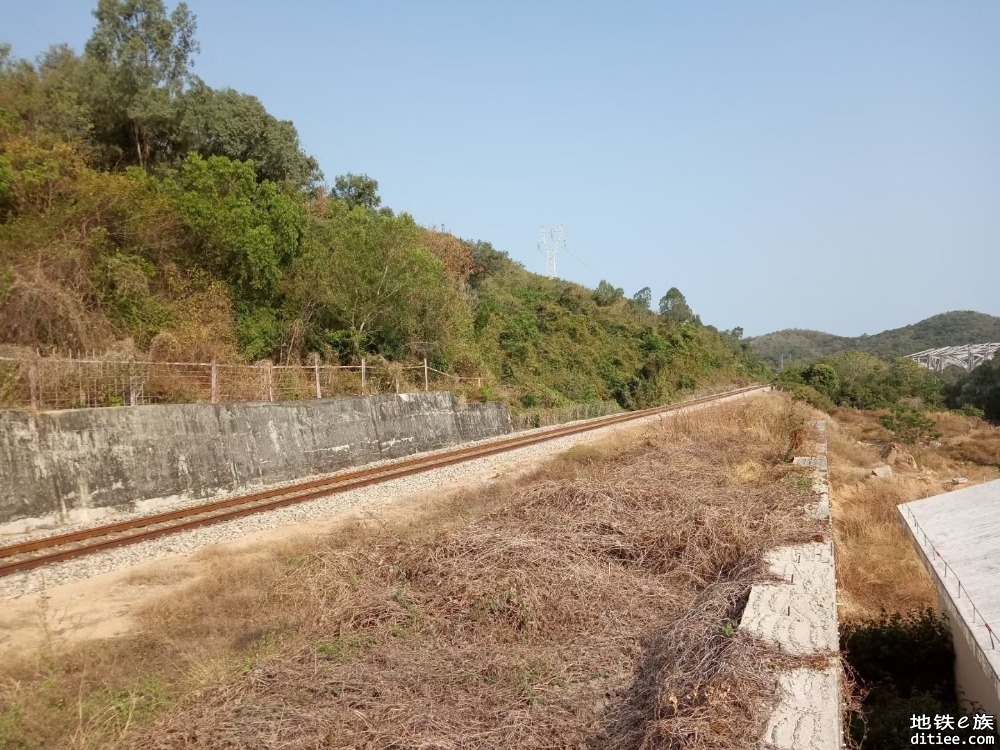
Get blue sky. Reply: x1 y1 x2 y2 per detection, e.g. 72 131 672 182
4 1 999 336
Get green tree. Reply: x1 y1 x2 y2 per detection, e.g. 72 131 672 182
84 0 198 168
629 286 652 312
826 351 893 409
287 201 467 362
880 405 942 444
803 362 840 399
659 286 699 325
160 153 305 329
330 172 381 210
947 356 1000 421
0 44 91 142
594 279 624 306
466 239 514 289
176 82 320 187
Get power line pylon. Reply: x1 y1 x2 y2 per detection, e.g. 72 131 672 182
538 225 564 278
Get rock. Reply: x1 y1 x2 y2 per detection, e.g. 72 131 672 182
880 442 917 469
871 465 893 478
930 441 943 448
951 477 969 485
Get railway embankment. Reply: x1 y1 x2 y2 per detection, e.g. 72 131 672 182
0 392 511 534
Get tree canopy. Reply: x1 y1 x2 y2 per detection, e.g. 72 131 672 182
659 287 700 325
84 0 198 168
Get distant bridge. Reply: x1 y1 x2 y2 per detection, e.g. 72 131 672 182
906 343 1000 373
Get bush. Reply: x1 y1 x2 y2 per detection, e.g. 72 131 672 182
520 393 541 408
879 405 943 444
959 404 985 419
788 384 835 412
478 385 502 403
842 609 954 697
803 362 840 398
841 609 982 749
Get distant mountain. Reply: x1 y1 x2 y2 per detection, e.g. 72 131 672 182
749 311 1000 368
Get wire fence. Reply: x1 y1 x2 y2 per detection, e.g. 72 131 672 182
0 354 484 411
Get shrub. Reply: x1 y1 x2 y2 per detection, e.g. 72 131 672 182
959 404 985 419
802 362 840 398
841 609 983 749
788 384 834 412
879 405 943 444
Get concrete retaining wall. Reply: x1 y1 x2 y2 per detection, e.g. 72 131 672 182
0 393 513 534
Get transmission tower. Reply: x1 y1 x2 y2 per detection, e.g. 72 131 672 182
538 225 564 278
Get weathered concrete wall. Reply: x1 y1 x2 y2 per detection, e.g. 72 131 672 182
0 392 512 534
455 402 515 443
370 392 462 460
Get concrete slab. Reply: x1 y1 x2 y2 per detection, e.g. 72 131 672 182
793 455 828 471
763 665 842 750
740 542 838 655
740 419 842 749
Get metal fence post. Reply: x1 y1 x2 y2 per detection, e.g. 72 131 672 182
28 354 39 410
128 364 138 407
423 358 429 392
314 361 321 399
361 357 366 395
77 357 85 407
211 362 219 403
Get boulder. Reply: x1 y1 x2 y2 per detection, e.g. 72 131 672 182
881 442 917 469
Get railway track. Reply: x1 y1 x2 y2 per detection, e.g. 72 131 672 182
0 385 768 577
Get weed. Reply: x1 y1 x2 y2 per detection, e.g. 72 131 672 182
782 470 815 491
315 634 376 663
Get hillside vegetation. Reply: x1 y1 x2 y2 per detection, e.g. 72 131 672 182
0 1 762 411
750 311 1000 367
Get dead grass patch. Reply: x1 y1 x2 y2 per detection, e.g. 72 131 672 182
827 407 1000 622
0 396 820 749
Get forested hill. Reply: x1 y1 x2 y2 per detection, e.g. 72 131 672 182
0 0 763 411
749 311 1000 367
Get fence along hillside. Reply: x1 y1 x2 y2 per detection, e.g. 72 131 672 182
0 353 483 411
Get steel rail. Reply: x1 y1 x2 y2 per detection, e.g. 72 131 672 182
0 385 767 577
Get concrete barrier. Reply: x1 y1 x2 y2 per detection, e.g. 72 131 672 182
0 393 513 535
739 420 842 750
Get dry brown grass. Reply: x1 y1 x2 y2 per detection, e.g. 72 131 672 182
827 407 1000 622
0 396 820 749
931 411 1000 469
